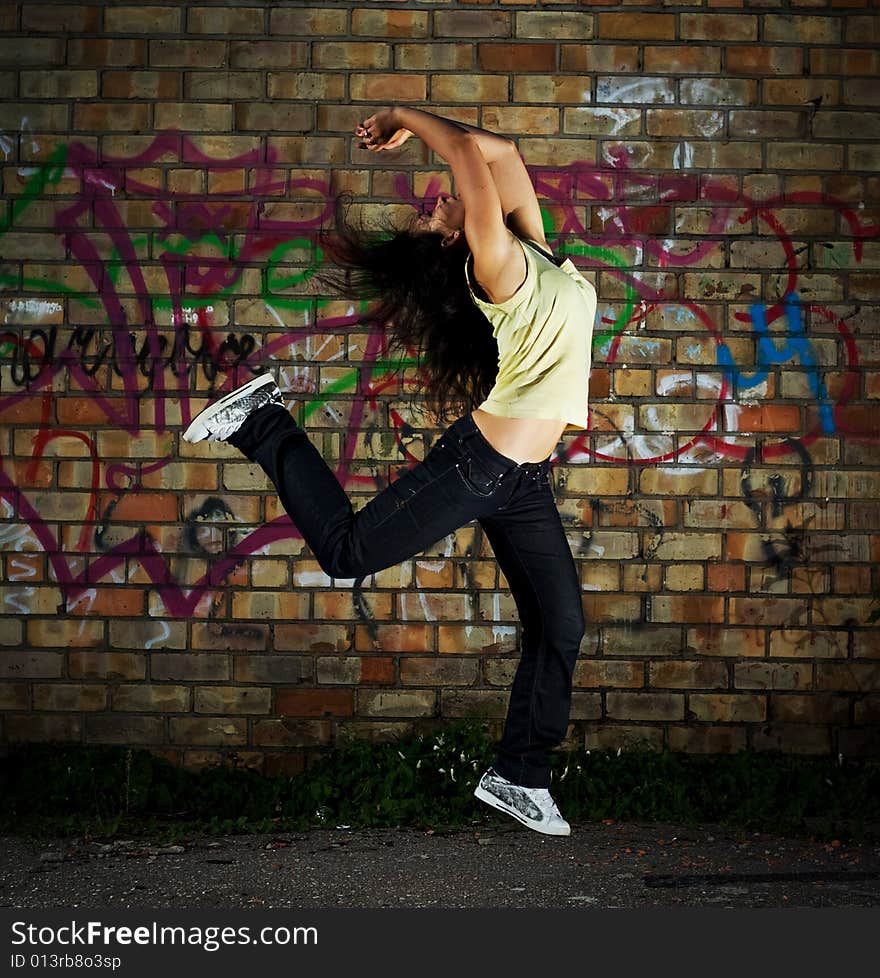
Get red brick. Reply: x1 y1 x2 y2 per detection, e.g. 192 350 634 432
707 563 747 592
276 688 354 718
481 106 559 134
268 72 345 101
312 42 392 70
584 589 644 621
361 657 396 685
400 657 477 686
73 103 151 131
574 660 644 688
668 726 748 754
583 723 665 752
150 39 227 68
767 15 841 45
230 41 309 69
271 8 347 36
735 662 812 691
736 405 802 432
517 12 595 40
606 692 684 721
727 47 804 76
689 694 766 723
442 690 508 719
33 683 107 711
751 725 830 754
561 45 639 73
844 15 880 44
397 44 474 72
644 47 722 74
65 588 144 618
651 596 725 624
359 690 436 719
478 43 556 72
22 4 100 32
809 47 877 77
187 7 264 35
356 624 433 653
102 71 181 100
437 74 508 103
186 72 263 101
843 79 880 106
235 103 311 133
438 624 517 655
68 38 147 66
352 9 428 37
252 719 331 749
350 74 426 103
20 70 98 99
274 623 351 653
599 13 674 40
729 110 805 138
0 683 28 711
5 715 82 742
680 78 758 107
681 14 758 42
434 11 511 38
169 717 246 746
765 79 841 108
650 660 728 689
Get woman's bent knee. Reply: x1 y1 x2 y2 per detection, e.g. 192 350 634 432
316 552 365 580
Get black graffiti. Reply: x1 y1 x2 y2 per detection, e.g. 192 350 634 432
0 327 57 386
182 496 238 554
0 323 258 390
740 439 814 520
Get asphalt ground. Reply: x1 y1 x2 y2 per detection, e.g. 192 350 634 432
2 819 879 910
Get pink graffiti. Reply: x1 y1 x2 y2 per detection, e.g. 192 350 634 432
1 137 879 615
525 161 878 464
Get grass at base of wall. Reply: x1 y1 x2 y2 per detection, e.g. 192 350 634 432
1 723 878 843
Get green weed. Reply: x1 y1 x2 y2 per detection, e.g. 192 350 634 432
1 722 878 844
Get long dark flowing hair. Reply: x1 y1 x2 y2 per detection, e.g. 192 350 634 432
318 200 499 424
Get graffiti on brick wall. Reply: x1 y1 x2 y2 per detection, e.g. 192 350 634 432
0 135 877 620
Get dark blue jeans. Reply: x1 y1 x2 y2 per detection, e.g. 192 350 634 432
229 407 585 788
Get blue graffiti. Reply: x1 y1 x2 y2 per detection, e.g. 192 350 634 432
717 293 835 433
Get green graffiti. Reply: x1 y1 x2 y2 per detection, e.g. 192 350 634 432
1 144 100 309
263 239 324 311
300 355 420 422
105 235 150 287
159 231 236 259
0 275 99 308
558 242 637 347
538 207 638 346
0 143 68 236
102 234 344 316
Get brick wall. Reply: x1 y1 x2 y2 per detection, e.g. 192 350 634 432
0 0 878 775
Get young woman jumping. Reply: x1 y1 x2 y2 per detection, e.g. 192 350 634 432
183 106 597 836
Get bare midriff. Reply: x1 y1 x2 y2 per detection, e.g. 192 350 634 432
472 409 567 464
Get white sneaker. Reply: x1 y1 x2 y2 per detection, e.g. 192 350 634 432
474 767 571 837
182 374 284 443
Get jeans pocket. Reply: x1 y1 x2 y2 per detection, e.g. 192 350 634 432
455 455 501 497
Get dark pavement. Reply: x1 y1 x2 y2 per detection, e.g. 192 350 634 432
2 820 879 909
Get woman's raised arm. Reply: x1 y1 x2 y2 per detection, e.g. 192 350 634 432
357 107 547 249
451 120 547 249
356 106 542 302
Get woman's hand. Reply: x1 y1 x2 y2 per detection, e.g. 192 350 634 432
356 110 414 152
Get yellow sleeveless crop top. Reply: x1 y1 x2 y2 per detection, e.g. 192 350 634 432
465 238 596 430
